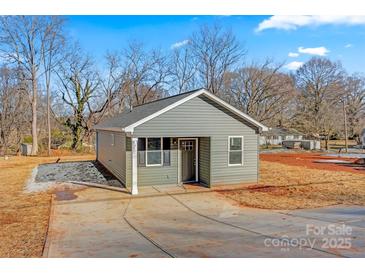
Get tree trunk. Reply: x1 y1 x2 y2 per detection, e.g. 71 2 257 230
71 126 82 151
47 83 51 156
70 114 83 151
343 101 348 153
30 75 38 156
325 135 330 151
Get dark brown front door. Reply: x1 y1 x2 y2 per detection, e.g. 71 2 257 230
180 139 196 182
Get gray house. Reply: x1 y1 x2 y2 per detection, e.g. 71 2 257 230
94 89 268 194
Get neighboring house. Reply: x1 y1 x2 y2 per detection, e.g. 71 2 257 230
361 129 365 148
259 127 303 146
94 88 268 194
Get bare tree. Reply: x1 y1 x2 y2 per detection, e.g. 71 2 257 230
0 66 29 155
120 41 168 107
168 44 197 94
0 16 63 155
293 57 345 149
343 74 365 142
97 52 126 117
224 60 295 126
41 17 65 156
190 24 245 94
57 50 100 150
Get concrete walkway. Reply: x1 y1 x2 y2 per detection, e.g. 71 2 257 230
43 186 365 258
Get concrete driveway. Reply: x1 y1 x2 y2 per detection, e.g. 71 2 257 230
43 186 365 258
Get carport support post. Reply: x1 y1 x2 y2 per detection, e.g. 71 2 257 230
131 137 138 195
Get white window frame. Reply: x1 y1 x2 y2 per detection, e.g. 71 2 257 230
228 136 244 166
111 133 115 146
145 137 163 167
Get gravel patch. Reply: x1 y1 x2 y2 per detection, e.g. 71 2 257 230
26 161 123 192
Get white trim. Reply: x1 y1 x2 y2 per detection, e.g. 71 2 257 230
131 137 138 195
202 92 268 131
124 90 205 132
94 127 123 132
145 137 163 167
177 138 199 184
95 131 99 160
123 89 268 133
228 136 244 166
111 133 115 146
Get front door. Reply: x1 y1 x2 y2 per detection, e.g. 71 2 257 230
180 139 196 182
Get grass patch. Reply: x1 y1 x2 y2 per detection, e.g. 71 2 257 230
220 161 365 210
0 154 94 257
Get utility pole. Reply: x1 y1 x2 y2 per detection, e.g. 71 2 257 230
343 100 348 153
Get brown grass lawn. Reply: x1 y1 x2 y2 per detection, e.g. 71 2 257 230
221 160 365 210
0 154 95 257
1 153 365 257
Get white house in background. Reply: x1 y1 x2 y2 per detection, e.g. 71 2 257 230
361 128 365 148
259 127 304 146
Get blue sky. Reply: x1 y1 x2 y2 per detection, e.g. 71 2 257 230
65 15 365 73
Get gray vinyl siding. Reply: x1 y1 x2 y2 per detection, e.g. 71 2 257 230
96 130 126 184
132 95 259 185
199 137 210 186
125 137 178 187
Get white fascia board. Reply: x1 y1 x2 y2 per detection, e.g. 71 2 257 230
123 88 268 133
202 91 269 131
93 126 124 132
123 88 206 133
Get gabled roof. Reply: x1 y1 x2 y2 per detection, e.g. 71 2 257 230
94 88 268 133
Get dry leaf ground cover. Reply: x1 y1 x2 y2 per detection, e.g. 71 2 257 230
0 154 94 257
220 160 365 210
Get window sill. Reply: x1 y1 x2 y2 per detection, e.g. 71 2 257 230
146 164 163 167
228 164 243 167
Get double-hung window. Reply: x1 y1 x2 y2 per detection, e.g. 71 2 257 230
228 136 243 166
146 137 163 166
138 137 171 167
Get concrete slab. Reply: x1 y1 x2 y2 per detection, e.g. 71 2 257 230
123 194 334 257
286 206 365 223
44 189 169 258
44 187 365 258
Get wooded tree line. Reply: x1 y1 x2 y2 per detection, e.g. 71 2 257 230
0 16 364 155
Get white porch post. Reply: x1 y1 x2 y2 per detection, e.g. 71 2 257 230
131 137 138 195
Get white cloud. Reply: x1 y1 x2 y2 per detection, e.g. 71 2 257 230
298 46 329 56
288 52 299 58
170 39 190 49
345 43 353 48
284 61 304 71
256 15 365 32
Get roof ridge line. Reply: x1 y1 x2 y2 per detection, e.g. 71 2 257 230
133 88 204 109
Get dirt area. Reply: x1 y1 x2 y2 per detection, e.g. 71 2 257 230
0 154 95 257
220 160 365 210
260 152 365 174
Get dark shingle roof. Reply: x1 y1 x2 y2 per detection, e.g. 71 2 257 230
94 89 200 131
